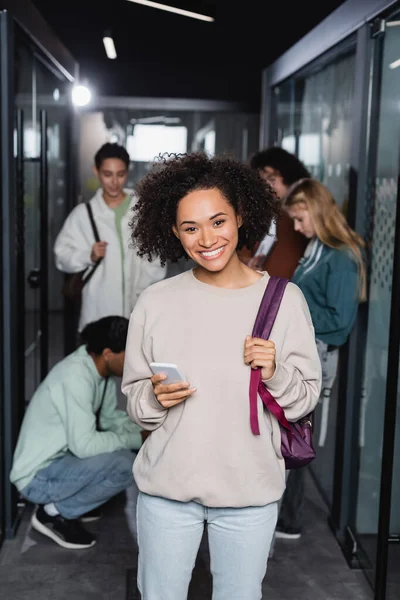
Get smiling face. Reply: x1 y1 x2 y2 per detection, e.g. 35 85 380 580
172 187 242 273
285 202 316 239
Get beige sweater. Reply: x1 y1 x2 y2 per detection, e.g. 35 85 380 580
122 270 321 508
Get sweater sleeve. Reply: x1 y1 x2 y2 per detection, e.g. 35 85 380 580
122 310 168 431
60 377 139 458
302 263 359 338
264 284 322 422
54 205 95 273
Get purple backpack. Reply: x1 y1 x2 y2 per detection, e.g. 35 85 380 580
249 276 315 470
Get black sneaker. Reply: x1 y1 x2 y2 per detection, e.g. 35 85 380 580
80 508 102 523
275 524 302 540
31 506 96 549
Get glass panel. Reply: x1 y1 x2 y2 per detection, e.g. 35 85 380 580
387 15 400 598
353 12 400 589
35 58 69 369
14 40 40 405
273 80 295 151
297 51 356 505
297 53 355 211
272 49 356 505
15 36 70 403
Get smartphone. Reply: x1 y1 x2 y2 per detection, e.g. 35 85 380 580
149 362 187 385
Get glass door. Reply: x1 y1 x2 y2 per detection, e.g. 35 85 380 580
351 12 400 598
15 40 41 404
14 33 69 405
1 10 75 544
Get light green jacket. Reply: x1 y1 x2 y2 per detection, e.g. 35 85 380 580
10 346 141 491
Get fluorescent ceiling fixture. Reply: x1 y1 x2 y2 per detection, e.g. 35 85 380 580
103 36 117 59
126 0 214 22
130 116 181 124
389 58 400 69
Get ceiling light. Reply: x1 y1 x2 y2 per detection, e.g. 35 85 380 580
71 85 92 107
126 0 214 22
103 36 117 59
389 58 400 69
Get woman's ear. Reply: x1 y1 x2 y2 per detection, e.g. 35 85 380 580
172 224 180 239
237 214 243 228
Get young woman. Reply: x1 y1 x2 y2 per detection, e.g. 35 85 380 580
284 177 366 376
277 178 366 539
54 143 166 331
122 153 321 600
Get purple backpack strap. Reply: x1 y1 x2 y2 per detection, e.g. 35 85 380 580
249 276 288 435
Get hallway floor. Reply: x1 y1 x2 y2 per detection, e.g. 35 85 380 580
0 473 373 600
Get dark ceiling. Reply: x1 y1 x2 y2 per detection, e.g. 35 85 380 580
32 0 346 109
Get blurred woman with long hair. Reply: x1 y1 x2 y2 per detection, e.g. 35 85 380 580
275 178 366 541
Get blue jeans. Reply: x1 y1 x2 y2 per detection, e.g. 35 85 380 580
137 492 278 600
21 450 134 519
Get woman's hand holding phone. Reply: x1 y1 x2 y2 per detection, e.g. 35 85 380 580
151 373 197 408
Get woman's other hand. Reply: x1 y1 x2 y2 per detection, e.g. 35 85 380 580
244 336 276 381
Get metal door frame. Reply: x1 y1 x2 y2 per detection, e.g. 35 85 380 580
0 9 22 540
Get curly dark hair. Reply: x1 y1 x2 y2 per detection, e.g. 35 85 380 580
249 147 310 185
132 152 280 265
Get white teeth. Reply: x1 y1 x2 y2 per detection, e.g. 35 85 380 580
200 247 224 257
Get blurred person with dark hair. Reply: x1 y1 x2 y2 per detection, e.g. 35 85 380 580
54 142 166 332
10 316 142 550
239 147 309 278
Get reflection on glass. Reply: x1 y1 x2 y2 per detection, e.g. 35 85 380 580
298 53 355 210
274 53 355 212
